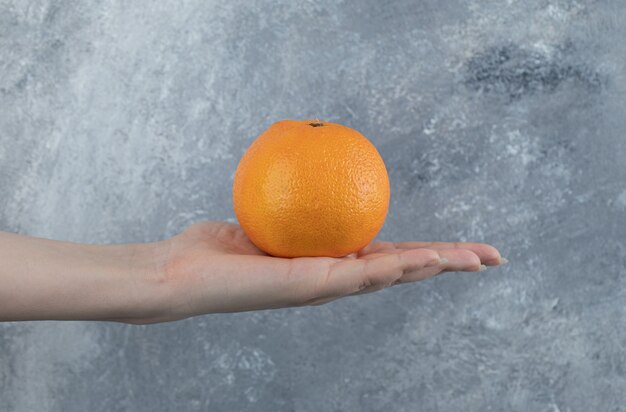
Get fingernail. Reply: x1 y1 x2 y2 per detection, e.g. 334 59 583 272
478 264 487 272
426 258 442 267
500 257 509 265
440 257 449 265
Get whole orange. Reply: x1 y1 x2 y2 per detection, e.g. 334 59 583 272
233 119 390 258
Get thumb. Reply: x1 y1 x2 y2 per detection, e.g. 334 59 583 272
302 249 442 305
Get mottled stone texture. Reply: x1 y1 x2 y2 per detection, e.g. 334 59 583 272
1 1 625 411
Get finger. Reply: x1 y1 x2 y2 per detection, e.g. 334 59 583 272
351 249 483 295
360 241 502 266
436 249 483 272
305 249 442 303
306 296 340 306
358 248 482 272
350 257 447 295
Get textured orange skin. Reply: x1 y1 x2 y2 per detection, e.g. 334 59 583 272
233 120 390 258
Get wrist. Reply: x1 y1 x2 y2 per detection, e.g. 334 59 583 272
106 240 178 324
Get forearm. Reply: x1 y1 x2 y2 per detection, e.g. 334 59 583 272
0 231 170 323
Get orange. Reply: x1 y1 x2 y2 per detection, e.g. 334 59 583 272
232 119 390 258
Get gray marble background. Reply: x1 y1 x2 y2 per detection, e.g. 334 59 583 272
1 1 625 411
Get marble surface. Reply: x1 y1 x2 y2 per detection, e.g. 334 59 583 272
1 1 625 411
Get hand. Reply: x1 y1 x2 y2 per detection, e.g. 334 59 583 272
0 222 505 324
140 222 505 323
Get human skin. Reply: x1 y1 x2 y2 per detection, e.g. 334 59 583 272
0 221 505 324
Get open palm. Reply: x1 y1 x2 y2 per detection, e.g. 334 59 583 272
159 221 503 321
